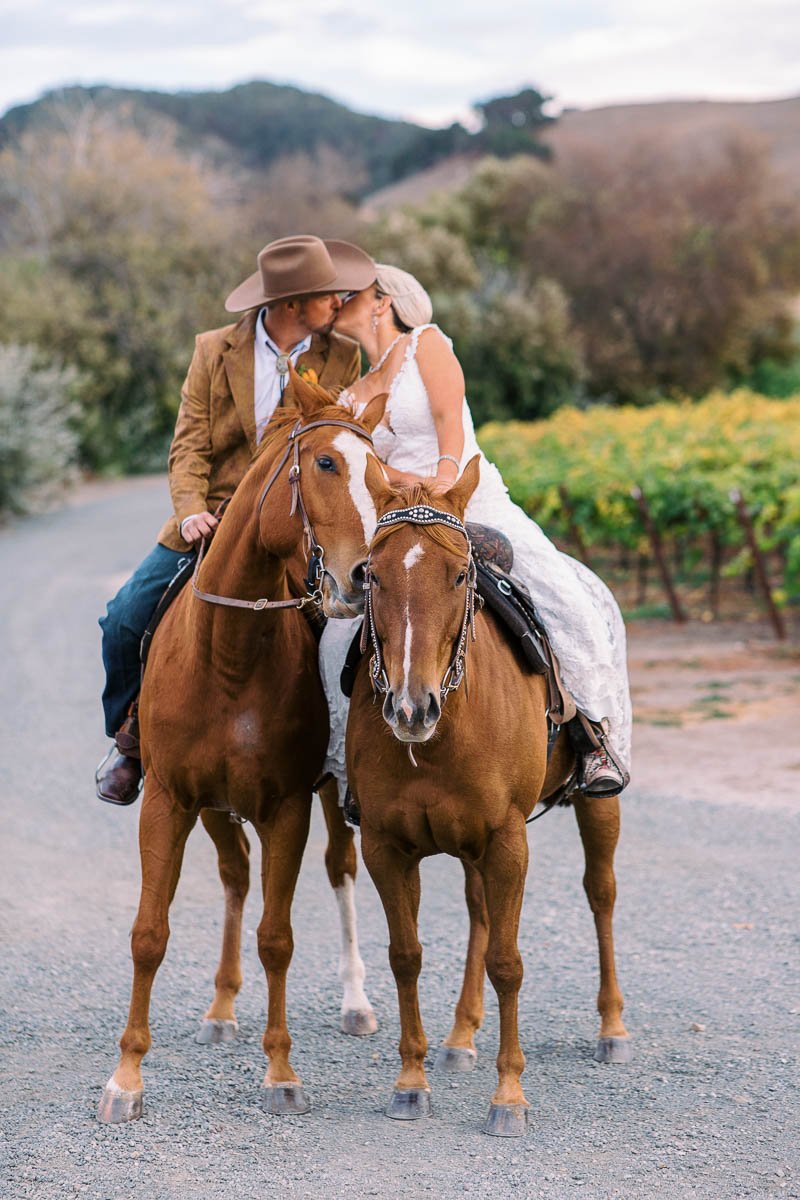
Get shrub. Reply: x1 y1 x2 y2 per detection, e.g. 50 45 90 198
0 344 80 515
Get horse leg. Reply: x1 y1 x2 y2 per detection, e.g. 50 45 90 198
195 808 250 1045
572 793 631 1063
435 860 488 1073
255 792 313 1115
98 777 197 1123
479 816 530 1137
360 827 431 1121
319 777 377 1036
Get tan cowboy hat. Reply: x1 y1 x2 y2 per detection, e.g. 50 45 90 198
225 235 376 312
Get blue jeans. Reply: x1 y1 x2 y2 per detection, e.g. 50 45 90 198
99 544 195 738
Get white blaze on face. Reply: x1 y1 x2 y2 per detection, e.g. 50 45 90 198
399 541 424 713
332 431 377 543
403 542 424 571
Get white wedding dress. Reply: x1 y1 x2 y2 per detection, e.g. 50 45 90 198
318 324 632 785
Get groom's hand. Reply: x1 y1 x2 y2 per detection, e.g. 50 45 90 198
180 511 219 544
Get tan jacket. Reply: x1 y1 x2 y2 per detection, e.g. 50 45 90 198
157 309 361 550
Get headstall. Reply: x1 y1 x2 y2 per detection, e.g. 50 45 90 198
361 503 480 703
191 417 374 612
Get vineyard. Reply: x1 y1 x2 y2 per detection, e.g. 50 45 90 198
477 390 800 630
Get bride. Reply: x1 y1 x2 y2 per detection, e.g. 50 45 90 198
319 264 632 798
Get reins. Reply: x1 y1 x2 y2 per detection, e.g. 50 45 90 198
191 417 374 612
361 503 480 704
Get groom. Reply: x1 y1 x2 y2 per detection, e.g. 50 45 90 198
96 234 376 805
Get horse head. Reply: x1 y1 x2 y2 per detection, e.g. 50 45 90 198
363 454 481 741
256 370 388 617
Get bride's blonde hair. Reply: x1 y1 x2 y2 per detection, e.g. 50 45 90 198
375 264 433 329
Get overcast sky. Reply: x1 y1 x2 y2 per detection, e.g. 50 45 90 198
2 0 798 125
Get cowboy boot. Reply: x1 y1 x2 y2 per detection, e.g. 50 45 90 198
96 707 143 806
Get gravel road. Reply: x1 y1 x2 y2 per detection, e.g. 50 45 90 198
1 477 798 1200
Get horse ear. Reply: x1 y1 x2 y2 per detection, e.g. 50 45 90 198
285 364 331 419
442 454 480 516
364 452 395 512
358 390 389 434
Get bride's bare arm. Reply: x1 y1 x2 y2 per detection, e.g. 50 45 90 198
387 329 466 494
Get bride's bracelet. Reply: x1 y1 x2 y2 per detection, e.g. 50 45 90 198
436 454 461 474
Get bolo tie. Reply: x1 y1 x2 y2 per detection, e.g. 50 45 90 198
266 342 301 396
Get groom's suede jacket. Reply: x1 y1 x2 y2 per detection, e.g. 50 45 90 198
157 307 361 551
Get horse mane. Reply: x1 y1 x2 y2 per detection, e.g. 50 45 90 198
253 394 360 463
372 482 468 559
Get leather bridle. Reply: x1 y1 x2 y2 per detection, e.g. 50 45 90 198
360 503 480 703
191 417 374 612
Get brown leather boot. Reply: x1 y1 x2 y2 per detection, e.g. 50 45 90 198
96 708 142 806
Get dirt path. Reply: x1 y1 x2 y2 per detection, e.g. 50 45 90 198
628 620 800 811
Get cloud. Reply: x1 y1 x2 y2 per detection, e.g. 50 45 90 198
1 0 797 124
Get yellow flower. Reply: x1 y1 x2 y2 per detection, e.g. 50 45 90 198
298 365 318 385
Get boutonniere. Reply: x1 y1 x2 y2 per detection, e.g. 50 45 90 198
297 364 318 385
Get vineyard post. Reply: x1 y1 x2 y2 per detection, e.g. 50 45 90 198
709 531 722 620
729 489 786 640
557 486 593 569
630 485 687 623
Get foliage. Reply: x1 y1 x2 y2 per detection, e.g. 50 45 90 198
374 143 800 409
473 88 554 159
477 390 800 595
0 106 364 473
0 345 80 515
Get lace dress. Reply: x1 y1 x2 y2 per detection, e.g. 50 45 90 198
318 324 632 783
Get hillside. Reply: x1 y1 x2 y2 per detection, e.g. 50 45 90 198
363 94 800 212
0 81 550 198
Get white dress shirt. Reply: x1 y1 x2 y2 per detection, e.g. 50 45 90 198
253 307 312 444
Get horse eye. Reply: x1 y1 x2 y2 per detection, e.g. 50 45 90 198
316 455 337 472
455 570 467 587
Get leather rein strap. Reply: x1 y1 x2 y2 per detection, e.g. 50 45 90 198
361 503 480 703
191 418 374 612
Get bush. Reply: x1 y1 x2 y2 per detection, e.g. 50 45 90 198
0 344 80 515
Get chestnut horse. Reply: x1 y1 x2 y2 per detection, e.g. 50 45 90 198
98 378 387 1124
344 456 630 1137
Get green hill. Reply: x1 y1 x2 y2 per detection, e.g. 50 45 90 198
0 81 551 197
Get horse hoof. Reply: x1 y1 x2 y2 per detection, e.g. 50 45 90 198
195 1018 238 1045
483 1102 529 1138
341 1008 378 1037
594 1036 632 1064
261 1083 310 1116
386 1088 432 1120
434 1045 477 1073
97 1082 144 1124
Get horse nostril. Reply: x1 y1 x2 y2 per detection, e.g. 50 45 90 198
425 693 441 726
350 560 367 588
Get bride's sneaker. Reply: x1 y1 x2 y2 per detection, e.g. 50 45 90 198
580 748 626 798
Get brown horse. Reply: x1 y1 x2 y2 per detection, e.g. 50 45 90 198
344 455 630 1137
98 377 387 1124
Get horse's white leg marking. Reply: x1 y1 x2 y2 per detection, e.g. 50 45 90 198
332 431 377 543
335 876 372 1017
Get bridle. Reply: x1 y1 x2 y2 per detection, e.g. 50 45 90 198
191 417 374 612
360 503 480 703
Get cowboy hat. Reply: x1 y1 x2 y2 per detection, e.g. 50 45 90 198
225 234 376 312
